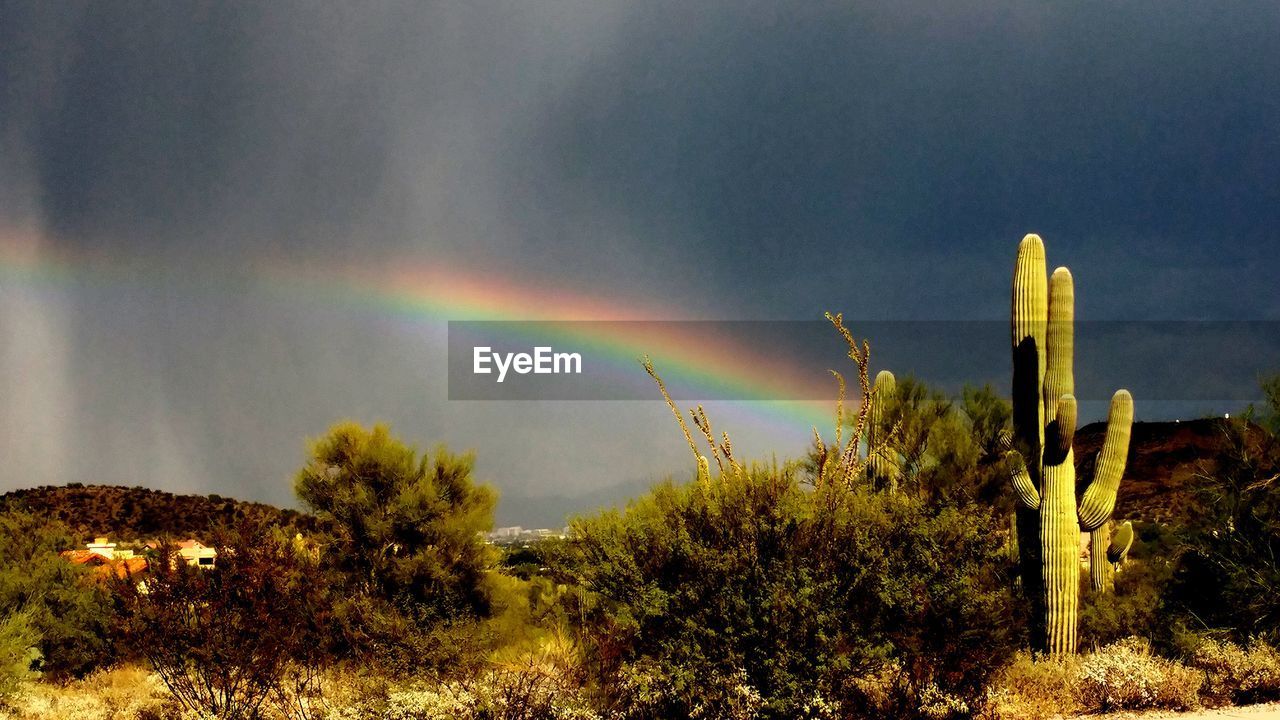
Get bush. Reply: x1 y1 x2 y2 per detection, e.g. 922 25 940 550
113 522 334 720
1078 554 1174 651
0 511 117 678
988 640 1212 719
553 468 1017 719
0 612 39 705
312 646 597 720
984 651 1082 720
1169 378 1280 643
817 379 1015 510
294 422 498 670
0 665 172 720
1076 637 1201 712
1189 636 1280 705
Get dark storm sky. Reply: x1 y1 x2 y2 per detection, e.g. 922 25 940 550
2 2 1278 525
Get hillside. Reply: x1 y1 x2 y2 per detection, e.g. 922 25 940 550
0 419 1259 538
0 484 316 541
1074 417 1262 524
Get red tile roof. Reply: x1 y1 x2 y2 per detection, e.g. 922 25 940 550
60 550 148 579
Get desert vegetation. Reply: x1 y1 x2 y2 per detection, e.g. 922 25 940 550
2 235 1280 719
0 486 316 542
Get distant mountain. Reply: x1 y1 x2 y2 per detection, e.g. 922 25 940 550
1074 417 1263 524
0 420 1258 538
494 476 658 528
0 484 315 541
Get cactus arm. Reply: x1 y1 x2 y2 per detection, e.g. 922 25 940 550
1107 520 1134 564
1089 524 1114 593
1078 389 1134 531
1046 394 1077 466
1008 450 1041 509
1091 520 1134 593
1044 267 1075 419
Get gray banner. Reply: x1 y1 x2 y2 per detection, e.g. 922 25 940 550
447 320 1280 402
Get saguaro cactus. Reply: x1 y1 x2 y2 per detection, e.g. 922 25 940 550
1009 234 1134 655
866 370 899 491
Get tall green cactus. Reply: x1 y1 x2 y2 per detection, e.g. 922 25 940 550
1009 234 1134 655
866 370 899 492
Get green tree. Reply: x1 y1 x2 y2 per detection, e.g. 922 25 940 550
0 610 39 704
113 522 334 720
852 377 1015 508
293 422 498 665
0 510 116 678
1254 374 1280 435
1167 377 1280 642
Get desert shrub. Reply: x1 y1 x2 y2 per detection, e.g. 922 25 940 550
332 645 596 720
381 684 481 719
1078 554 1174 651
1188 636 1280 705
983 651 1082 720
552 468 1017 720
0 612 39 705
1255 374 1280 436
255 669 391 720
294 422 499 671
1075 637 1201 712
880 381 1016 510
1168 378 1280 643
0 511 117 678
473 631 597 720
988 640 1208 719
552 338 1017 719
0 665 173 720
808 380 1015 511
113 522 334 720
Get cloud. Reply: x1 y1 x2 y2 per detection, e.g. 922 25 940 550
2 1 1279 523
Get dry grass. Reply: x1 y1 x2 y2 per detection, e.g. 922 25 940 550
0 665 174 720
643 311 881 492
986 638 1228 720
985 651 1085 720
3 640 1278 720
1190 637 1280 706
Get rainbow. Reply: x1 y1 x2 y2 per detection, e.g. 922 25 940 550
1 231 842 432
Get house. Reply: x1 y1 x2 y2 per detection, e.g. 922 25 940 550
84 536 135 561
61 535 220 579
61 537 147 579
176 539 217 568
141 538 218 568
